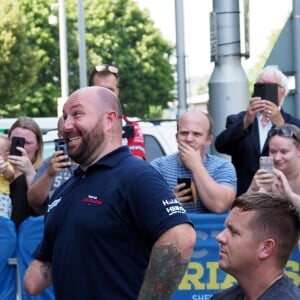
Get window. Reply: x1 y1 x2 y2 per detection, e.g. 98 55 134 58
144 134 165 162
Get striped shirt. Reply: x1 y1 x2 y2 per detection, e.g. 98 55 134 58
150 152 237 213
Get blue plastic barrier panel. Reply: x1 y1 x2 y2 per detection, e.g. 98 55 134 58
172 213 300 300
17 216 55 300
0 217 17 300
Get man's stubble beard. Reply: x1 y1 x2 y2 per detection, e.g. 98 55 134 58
70 123 104 166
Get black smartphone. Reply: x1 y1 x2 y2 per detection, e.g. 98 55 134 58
253 83 278 104
122 124 134 138
10 136 25 156
54 138 69 161
177 177 191 191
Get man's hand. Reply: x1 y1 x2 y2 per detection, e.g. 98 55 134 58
173 182 193 204
262 100 284 126
178 142 201 171
243 98 265 129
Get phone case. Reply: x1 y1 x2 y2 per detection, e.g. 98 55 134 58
177 177 191 189
10 136 25 156
259 156 274 173
253 83 278 104
54 138 69 162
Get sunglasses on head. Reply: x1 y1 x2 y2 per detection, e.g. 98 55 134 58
268 127 300 142
94 64 119 75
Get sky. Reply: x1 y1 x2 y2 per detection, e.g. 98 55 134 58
136 0 292 78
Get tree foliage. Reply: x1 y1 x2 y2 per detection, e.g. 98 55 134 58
0 0 175 118
85 0 175 117
0 0 40 116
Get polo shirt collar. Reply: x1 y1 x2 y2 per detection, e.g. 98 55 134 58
74 146 131 176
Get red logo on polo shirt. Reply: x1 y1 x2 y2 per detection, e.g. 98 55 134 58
82 195 103 205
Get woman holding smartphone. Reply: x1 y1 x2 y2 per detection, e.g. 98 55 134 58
247 123 300 208
7 117 43 229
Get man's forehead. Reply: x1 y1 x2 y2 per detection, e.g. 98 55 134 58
63 95 87 113
227 207 255 223
179 119 209 132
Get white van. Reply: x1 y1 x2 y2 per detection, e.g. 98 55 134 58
0 117 177 162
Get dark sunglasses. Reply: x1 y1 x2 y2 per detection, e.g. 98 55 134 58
268 127 300 142
94 64 119 75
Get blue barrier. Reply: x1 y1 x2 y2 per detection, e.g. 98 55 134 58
172 213 300 300
17 216 54 300
0 217 17 300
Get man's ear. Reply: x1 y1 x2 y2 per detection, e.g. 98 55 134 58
104 111 119 130
258 238 276 260
106 111 118 121
206 134 213 146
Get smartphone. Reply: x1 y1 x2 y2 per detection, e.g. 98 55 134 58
177 177 192 192
122 124 134 138
10 136 25 156
259 156 274 174
54 138 69 162
253 83 278 104
177 177 197 206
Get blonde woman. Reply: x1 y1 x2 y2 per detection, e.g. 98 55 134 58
248 123 300 208
7 117 43 229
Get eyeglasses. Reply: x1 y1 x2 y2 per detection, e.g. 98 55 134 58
268 127 300 142
94 64 119 75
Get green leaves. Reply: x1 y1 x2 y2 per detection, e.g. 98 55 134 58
0 0 175 118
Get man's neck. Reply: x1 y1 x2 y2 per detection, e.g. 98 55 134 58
240 270 284 300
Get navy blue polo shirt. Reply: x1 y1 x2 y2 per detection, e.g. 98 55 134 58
33 146 191 300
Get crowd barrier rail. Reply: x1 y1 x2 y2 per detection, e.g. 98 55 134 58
0 213 299 300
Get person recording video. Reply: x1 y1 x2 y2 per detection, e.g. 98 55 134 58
215 65 300 196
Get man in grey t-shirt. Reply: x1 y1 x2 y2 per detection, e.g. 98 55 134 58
211 192 300 300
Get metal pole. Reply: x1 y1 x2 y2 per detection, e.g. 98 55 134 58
292 0 300 117
77 0 87 87
209 0 249 152
175 0 187 117
58 0 69 98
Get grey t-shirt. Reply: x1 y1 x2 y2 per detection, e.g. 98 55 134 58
211 275 300 300
32 157 76 199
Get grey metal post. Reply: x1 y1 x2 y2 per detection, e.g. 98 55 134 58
175 0 187 118
209 0 249 154
77 0 87 88
292 0 300 117
58 0 69 98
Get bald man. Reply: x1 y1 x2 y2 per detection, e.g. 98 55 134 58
24 86 196 300
151 110 237 213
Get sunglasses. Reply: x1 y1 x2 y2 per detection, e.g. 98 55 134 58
268 127 300 142
94 64 119 75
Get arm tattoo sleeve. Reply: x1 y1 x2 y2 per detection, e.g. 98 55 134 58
138 243 189 300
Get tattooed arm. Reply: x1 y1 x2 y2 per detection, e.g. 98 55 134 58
138 223 196 300
24 259 52 295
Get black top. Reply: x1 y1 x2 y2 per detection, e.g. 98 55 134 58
10 174 37 230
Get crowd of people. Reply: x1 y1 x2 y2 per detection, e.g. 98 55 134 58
0 64 299 298
215 66 300 196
